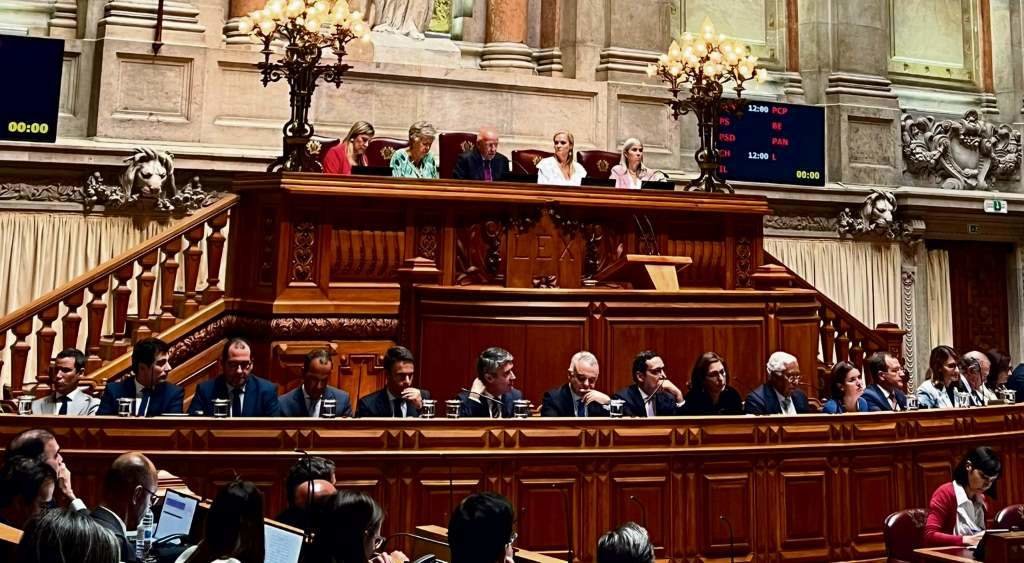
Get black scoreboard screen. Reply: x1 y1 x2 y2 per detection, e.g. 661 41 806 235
0 34 63 143
717 100 825 187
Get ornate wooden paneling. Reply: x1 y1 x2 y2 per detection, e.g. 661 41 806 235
942 241 1011 354
328 210 407 282
699 470 753 559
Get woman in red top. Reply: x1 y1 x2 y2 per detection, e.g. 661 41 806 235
324 121 375 175
923 446 1002 547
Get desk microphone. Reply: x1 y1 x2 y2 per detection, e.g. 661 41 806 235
294 448 315 543
554 484 573 563
460 388 504 405
719 515 735 563
627 495 647 529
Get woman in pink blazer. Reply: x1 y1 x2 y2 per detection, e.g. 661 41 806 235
609 138 658 189
923 446 1001 547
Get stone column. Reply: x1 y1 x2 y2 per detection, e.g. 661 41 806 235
481 0 534 72
534 0 561 76
595 0 669 82
224 0 264 45
0 0 56 35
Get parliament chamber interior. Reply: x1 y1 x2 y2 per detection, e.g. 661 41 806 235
2 1 1024 562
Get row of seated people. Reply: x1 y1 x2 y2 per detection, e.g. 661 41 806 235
19 335 1022 419
0 428 1009 561
321 121 664 189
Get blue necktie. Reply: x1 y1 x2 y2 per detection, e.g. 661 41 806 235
576 399 586 417
137 389 151 417
393 398 404 418
231 388 242 417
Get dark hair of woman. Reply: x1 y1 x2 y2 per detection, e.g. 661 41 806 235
688 352 728 395
927 345 958 388
16 508 119 563
828 361 859 403
308 490 384 563
187 480 265 563
952 446 1002 499
985 349 1011 389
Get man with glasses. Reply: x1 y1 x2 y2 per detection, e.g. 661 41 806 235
448 492 517 563
98 338 183 417
90 451 159 563
862 351 909 411
189 337 281 417
613 351 685 417
540 351 611 417
744 351 811 415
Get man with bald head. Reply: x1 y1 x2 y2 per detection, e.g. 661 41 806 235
452 127 509 182
4 428 85 511
90 452 158 562
277 455 337 529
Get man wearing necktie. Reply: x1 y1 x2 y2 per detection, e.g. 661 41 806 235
457 347 524 418
452 127 510 182
32 348 99 416
278 349 352 417
861 352 909 411
355 346 432 418
540 351 611 417
743 351 812 415
97 338 183 417
189 338 281 417
961 351 992 406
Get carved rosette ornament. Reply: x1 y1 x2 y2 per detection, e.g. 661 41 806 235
900 110 1022 190
735 237 752 288
291 222 316 282
837 189 915 241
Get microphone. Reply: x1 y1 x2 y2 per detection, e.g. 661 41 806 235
643 379 666 405
295 448 315 543
556 484 573 563
460 388 503 405
627 495 647 529
719 515 735 563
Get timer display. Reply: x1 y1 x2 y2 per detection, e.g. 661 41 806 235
0 34 64 144
716 100 826 187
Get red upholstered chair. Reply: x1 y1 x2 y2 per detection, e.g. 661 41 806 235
576 150 620 180
883 508 927 563
995 504 1024 529
365 137 408 168
439 132 477 179
511 149 553 175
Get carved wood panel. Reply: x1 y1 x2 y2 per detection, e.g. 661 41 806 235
849 461 898 545
778 467 829 554
943 241 1011 354
608 469 672 554
700 470 753 558
514 474 579 557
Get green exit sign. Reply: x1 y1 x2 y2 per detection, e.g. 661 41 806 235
984 199 1008 213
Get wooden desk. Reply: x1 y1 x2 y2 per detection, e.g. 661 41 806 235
914 546 976 562
0 522 22 545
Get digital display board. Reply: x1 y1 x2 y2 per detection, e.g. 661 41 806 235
717 100 825 187
0 34 64 143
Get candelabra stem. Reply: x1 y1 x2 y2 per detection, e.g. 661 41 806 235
686 98 732 193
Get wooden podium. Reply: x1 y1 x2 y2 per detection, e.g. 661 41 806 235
592 255 693 290
983 530 1024 563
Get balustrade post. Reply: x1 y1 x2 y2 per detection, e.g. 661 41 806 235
131 250 159 342
849 333 865 368
202 211 228 304
86 279 109 373
182 225 205 317
0 333 5 393
110 264 134 344
34 305 59 383
61 290 85 350
874 322 907 363
820 306 835 367
159 238 183 331
835 319 851 363
11 319 33 395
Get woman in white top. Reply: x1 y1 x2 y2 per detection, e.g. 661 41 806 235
609 138 657 189
917 345 960 409
536 131 586 186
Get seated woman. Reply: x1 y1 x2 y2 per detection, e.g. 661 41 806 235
609 138 657 189
923 446 1001 547
177 480 265 563
15 508 119 563
324 121 375 175
917 345 960 409
821 361 868 413
306 490 407 563
390 121 438 179
537 131 586 186
983 349 1011 401
679 352 743 415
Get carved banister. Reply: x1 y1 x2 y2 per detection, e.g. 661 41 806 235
202 210 228 304
61 290 84 350
85 279 109 374
34 305 60 383
10 319 33 395
182 225 205 317
159 238 183 332
131 249 160 342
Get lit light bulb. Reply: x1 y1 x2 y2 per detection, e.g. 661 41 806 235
709 51 722 63
646 64 657 77
695 42 708 57
238 16 253 33
703 62 717 77
668 40 681 58
657 54 668 64
670 63 683 76
305 17 320 31
756 67 768 82
286 0 304 17
332 0 349 18
258 19 276 35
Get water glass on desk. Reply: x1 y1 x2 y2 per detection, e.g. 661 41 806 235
955 391 971 408
512 399 531 418
212 398 230 418
420 399 436 418
445 399 461 419
117 397 133 417
17 396 32 415
1001 389 1017 404
320 398 337 418
905 395 919 411
609 399 626 418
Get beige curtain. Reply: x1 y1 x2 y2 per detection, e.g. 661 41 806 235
0 211 227 387
926 249 954 348
764 238 902 330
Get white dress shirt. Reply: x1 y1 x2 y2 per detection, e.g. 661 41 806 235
303 388 321 418
536 157 586 186
637 387 656 417
952 481 985 536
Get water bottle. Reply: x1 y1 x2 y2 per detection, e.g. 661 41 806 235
135 505 154 562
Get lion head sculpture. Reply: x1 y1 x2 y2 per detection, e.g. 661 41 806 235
860 189 896 231
120 147 176 208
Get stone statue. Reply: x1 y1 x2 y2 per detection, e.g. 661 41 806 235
80 147 217 214
358 0 437 40
837 189 912 240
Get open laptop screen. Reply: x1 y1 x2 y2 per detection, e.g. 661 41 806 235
155 489 200 541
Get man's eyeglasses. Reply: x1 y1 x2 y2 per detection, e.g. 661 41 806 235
141 485 159 506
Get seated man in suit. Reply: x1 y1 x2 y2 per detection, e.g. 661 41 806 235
458 347 524 418
0 456 56 529
276 455 337 529
32 348 99 416
356 345 432 417
452 127 509 182
279 349 352 417
861 351 907 411
90 452 158 563
4 428 84 512
613 351 685 417
744 351 812 415
98 338 183 417
541 351 611 417
189 337 280 417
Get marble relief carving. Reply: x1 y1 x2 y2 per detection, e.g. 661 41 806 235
836 189 914 240
900 110 1022 190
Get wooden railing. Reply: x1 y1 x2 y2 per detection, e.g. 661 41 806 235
763 251 905 373
0 195 238 396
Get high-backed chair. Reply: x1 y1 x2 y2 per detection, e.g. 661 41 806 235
995 503 1024 530
439 132 477 179
365 137 408 168
511 149 553 176
883 508 927 563
576 150 620 180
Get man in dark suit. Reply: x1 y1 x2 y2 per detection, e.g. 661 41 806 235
744 351 812 415
861 351 908 411
541 351 611 417
279 349 352 417
189 337 281 417
4 428 85 512
452 127 509 182
90 452 158 563
356 346 432 417
613 351 685 417
458 347 524 418
98 338 183 417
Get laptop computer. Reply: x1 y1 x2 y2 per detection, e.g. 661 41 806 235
581 177 616 188
155 489 202 542
351 166 393 177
